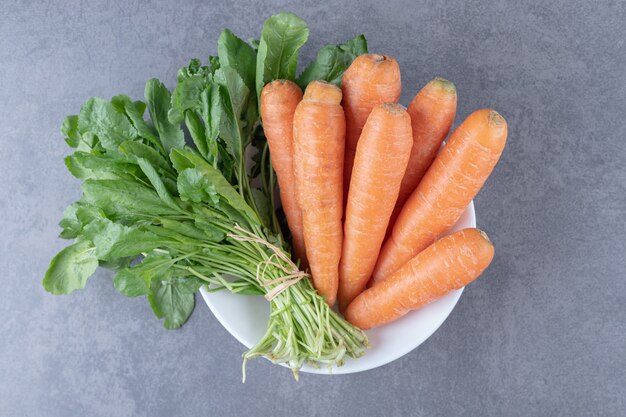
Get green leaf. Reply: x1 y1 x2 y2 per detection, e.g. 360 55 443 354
184 111 208 158
83 219 164 261
116 97 161 148
200 84 221 144
174 276 204 294
176 58 212 82
113 268 150 297
177 168 220 204
43 240 99 295
136 158 180 211
193 220 226 242
81 179 180 220
75 203 105 226
78 97 138 150
214 67 251 164
169 148 196 173
58 201 106 240
215 67 249 119
62 115 81 148
255 13 309 98
110 94 133 113
218 29 257 91
58 203 82 239
208 56 221 73
172 148 258 221
118 140 173 174
148 277 195 329
145 79 185 153
79 132 100 151
297 34 368 88
113 252 174 297
65 152 143 180
177 168 253 225
168 75 208 124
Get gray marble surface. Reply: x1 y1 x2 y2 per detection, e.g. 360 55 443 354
1 1 625 416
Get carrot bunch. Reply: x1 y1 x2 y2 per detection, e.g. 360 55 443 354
261 54 507 331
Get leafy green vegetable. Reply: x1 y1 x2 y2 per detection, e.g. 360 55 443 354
119 96 161 147
218 29 257 91
297 34 368 87
113 268 151 297
61 115 81 148
82 219 164 261
176 58 213 82
145 79 185 153
172 149 259 223
184 111 209 158
81 179 180 220
200 85 222 144
148 276 196 329
43 240 99 294
78 97 138 151
58 203 82 239
255 13 309 99
214 67 250 167
45 12 369 373
137 158 181 211
118 141 173 174
65 152 142 181
114 252 175 297
168 75 208 125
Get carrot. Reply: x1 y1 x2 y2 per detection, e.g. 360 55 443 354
345 228 494 329
386 77 457 236
372 109 507 284
293 81 345 306
260 80 307 267
341 54 401 202
337 103 413 311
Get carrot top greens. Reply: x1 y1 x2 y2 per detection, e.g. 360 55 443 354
44 12 368 378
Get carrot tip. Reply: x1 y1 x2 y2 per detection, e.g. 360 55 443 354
488 110 506 127
477 229 493 245
303 80 342 105
431 77 457 94
371 54 387 62
379 102 406 114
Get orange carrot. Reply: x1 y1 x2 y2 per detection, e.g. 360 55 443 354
372 109 507 284
337 103 413 311
293 81 345 306
341 54 401 202
346 228 494 330
260 80 307 267
386 77 457 236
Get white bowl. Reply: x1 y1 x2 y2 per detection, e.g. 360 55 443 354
200 202 475 374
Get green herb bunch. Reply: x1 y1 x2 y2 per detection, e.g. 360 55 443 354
43 13 369 377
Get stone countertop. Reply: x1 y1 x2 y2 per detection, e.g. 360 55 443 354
1 1 624 416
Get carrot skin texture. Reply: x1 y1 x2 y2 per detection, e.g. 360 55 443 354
293 81 345 306
338 103 413 311
341 54 402 203
372 109 507 284
387 78 457 235
260 80 307 267
346 228 494 330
